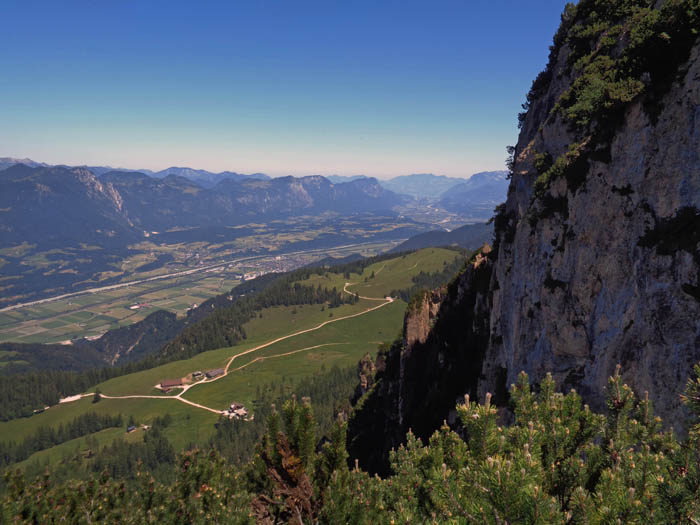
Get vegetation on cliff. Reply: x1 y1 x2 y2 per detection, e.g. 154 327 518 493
516 0 699 222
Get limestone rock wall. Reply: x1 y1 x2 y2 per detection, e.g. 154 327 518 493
482 40 700 422
403 289 443 349
348 3 700 473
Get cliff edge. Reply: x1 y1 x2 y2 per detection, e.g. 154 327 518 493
349 0 700 473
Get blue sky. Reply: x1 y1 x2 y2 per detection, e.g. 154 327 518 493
0 1 568 178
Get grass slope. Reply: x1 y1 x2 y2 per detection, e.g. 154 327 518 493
0 248 458 469
300 247 459 298
183 299 406 410
94 300 375 397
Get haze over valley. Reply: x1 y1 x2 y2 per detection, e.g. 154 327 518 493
0 158 504 310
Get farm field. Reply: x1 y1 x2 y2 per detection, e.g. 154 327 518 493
0 274 241 344
0 247 463 473
0 239 400 345
0 211 422 310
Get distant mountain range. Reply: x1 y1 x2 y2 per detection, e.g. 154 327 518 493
293 174 488 202
288 172 509 206
75 166 270 189
379 173 469 200
321 175 368 184
0 164 406 247
437 171 509 218
83 166 155 176
0 158 270 189
2 158 507 198
0 158 509 225
148 167 269 189
0 157 49 170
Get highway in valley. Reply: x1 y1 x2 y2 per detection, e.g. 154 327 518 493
0 239 402 314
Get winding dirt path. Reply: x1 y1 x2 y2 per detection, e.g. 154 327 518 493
61 289 394 415
98 392 223 415
373 263 387 276
209 343 348 377
342 282 389 302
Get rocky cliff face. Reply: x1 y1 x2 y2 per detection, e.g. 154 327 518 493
349 0 700 472
348 251 492 474
483 3 700 423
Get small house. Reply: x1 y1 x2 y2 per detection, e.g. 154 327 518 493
161 378 183 390
205 368 225 379
227 402 249 419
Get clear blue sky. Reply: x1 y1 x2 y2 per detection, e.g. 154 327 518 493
0 1 568 178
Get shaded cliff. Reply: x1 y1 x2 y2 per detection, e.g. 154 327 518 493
348 250 492 474
349 0 700 473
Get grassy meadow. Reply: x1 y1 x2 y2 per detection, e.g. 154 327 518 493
0 247 459 471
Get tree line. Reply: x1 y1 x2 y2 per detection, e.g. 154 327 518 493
0 412 123 469
160 281 354 359
390 249 470 302
0 361 162 422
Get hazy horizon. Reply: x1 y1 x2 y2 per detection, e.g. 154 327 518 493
1 153 510 181
1 1 568 178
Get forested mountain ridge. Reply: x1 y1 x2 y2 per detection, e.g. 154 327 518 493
349 0 700 472
388 222 493 253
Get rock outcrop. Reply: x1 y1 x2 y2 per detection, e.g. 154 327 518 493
402 289 443 349
349 0 700 473
348 251 492 474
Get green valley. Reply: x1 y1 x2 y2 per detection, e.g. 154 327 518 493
0 238 400 346
0 247 463 476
